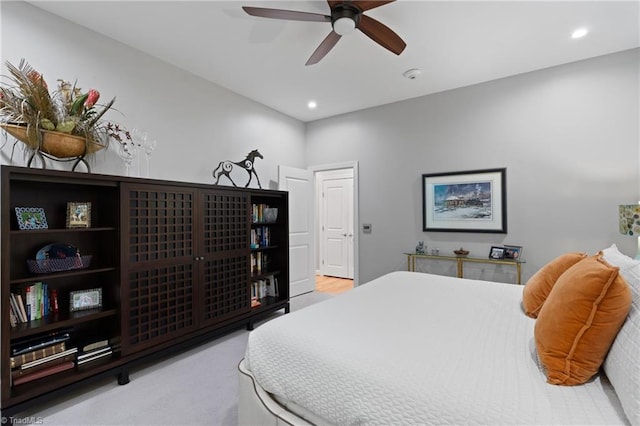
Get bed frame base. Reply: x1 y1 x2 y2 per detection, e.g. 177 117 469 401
238 359 319 426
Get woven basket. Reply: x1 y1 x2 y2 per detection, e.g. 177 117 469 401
27 255 92 274
1 123 105 158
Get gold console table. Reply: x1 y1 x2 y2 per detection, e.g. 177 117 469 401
405 253 525 284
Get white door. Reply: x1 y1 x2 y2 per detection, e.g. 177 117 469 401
321 174 354 278
278 165 315 296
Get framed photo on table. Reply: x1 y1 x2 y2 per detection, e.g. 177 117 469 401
66 202 91 228
504 245 523 260
489 246 506 259
422 168 507 233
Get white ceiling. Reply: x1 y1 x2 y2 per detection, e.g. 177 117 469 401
27 1 640 122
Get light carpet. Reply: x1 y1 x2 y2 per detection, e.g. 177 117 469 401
9 291 334 426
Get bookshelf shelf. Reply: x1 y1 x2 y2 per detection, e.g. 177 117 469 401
10 227 117 236
9 267 117 285
10 309 118 339
251 245 280 251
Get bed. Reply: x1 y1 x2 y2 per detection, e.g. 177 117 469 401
238 245 639 425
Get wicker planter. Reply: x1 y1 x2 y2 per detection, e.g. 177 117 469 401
0 123 105 158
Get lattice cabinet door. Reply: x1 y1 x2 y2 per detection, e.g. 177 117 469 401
199 190 251 327
120 183 199 355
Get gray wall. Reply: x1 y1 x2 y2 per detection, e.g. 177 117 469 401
1 1 306 187
2 2 639 285
307 49 640 283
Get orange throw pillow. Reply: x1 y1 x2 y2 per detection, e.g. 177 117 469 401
535 254 632 385
522 252 587 318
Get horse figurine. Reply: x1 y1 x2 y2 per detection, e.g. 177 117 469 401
212 149 263 188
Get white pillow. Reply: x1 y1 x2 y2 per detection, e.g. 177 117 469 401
601 243 640 426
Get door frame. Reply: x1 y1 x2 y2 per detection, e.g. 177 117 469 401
317 168 354 279
310 161 359 287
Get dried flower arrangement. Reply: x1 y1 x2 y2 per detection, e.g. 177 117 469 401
0 59 130 159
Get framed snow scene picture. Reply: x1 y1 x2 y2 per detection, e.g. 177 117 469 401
422 168 507 233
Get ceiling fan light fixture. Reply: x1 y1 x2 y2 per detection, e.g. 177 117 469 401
333 17 356 35
331 4 359 36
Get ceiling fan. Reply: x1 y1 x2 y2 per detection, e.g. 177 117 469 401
242 1 406 66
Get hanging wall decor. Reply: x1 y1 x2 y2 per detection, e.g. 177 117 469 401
422 168 507 233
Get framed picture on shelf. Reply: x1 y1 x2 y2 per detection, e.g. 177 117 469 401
489 246 506 259
504 245 523 260
422 168 507 233
69 288 102 312
15 207 48 230
66 202 91 228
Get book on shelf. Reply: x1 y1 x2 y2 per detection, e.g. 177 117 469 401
19 347 78 370
9 291 29 325
25 285 32 321
11 353 76 380
77 348 113 365
82 339 110 353
76 336 117 365
10 283 56 326
250 226 272 248
252 203 267 223
10 342 67 369
78 345 111 360
265 275 279 297
16 292 28 322
252 203 278 223
251 274 278 301
250 252 271 275
12 361 75 386
9 293 22 323
8 308 17 328
11 328 72 356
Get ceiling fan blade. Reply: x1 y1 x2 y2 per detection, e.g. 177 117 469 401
242 6 330 22
352 1 396 12
327 1 341 9
357 14 406 55
306 31 342 66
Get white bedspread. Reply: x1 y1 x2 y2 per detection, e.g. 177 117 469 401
244 271 628 425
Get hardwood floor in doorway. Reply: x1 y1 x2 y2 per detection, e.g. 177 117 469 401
316 275 353 295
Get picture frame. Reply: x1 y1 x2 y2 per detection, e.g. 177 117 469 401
15 207 48 230
69 288 102 312
504 245 523 260
489 246 506 259
66 202 91 228
422 168 507 233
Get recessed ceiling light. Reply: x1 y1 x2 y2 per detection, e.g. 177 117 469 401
307 101 317 109
571 28 589 39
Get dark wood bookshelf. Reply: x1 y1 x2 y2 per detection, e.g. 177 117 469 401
1 166 289 415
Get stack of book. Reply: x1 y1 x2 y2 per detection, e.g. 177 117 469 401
250 226 271 248
251 274 279 308
77 339 113 365
10 330 75 386
252 203 268 223
9 284 59 327
250 252 271 274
